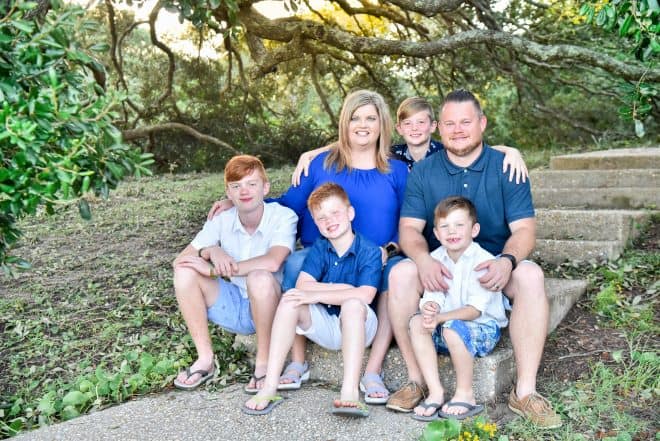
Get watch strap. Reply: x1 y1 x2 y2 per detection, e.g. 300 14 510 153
499 253 517 270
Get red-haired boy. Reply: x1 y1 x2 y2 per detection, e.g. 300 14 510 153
172 155 297 392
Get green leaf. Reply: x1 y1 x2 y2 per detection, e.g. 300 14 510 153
78 199 92 220
596 8 607 26
62 390 88 407
619 14 633 36
12 20 35 33
88 43 110 52
634 119 645 138
422 419 461 441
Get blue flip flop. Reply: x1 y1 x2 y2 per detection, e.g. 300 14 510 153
411 401 443 421
242 396 283 416
437 401 484 420
277 361 310 391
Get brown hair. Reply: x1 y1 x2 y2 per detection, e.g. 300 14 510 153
307 182 351 213
434 196 477 225
326 89 392 174
441 89 483 116
397 96 435 123
224 155 267 187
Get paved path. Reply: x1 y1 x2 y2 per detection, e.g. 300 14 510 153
13 383 514 441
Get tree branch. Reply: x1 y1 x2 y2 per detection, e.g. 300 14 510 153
122 123 241 155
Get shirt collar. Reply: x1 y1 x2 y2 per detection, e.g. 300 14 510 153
325 232 359 257
442 143 489 175
438 241 479 264
231 204 268 235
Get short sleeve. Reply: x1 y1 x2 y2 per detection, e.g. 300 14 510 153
267 204 298 252
355 244 382 289
400 166 427 221
502 173 535 224
190 217 223 250
300 239 327 282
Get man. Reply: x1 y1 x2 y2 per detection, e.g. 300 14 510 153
172 155 297 393
386 89 562 429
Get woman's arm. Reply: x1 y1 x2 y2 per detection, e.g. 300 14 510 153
491 145 528 184
291 144 334 186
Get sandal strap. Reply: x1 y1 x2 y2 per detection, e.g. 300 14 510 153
280 361 308 381
360 372 389 396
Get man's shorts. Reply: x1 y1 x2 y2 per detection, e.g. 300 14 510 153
207 278 255 335
432 319 501 357
296 303 378 351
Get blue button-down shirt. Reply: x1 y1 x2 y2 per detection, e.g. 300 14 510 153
401 145 535 255
300 232 382 316
390 139 445 170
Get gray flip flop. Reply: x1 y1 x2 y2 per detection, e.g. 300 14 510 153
437 401 484 420
411 401 443 421
241 396 283 416
173 367 214 390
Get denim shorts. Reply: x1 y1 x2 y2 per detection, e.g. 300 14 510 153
207 278 255 335
432 319 501 357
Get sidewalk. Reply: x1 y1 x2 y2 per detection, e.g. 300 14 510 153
12 383 514 441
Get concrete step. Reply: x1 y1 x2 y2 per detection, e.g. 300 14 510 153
549 147 660 170
532 187 659 209
534 239 624 264
235 278 587 402
536 209 654 242
530 169 659 189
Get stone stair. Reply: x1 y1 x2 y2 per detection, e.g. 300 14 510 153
237 147 658 403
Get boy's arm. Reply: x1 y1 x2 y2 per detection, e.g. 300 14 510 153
207 245 291 275
294 271 377 305
433 305 480 325
490 145 528 184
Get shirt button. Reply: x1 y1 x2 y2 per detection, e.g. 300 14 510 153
334 261 338 266
463 183 468 188
463 169 467 173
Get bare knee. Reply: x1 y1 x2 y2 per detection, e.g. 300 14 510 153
388 261 420 305
408 314 425 336
173 266 200 291
507 262 545 302
247 270 278 300
340 298 367 321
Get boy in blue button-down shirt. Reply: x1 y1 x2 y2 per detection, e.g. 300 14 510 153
243 183 382 417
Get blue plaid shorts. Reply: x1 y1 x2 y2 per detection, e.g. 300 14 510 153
432 319 501 357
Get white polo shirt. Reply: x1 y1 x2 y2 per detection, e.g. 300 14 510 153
191 202 298 298
420 241 508 328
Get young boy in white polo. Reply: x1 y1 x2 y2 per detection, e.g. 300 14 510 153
243 183 382 417
408 196 508 421
172 155 297 393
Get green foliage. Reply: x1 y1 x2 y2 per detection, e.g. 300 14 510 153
421 416 503 441
0 0 153 272
580 0 659 136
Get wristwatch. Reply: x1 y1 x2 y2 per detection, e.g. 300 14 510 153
385 242 399 258
499 253 517 270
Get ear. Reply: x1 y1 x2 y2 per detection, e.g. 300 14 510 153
348 205 355 221
433 226 441 242
479 115 487 133
395 123 405 137
263 181 270 197
430 120 438 132
471 222 480 239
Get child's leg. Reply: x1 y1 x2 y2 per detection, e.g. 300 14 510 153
245 270 282 390
440 320 500 416
245 292 312 411
409 314 445 416
337 299 369 404
441 327 476 415
173 267 221 385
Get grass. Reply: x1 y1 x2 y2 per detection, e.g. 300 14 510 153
0 168 658 439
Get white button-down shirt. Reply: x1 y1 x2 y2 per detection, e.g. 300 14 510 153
191 202 298 297
420 241 508 327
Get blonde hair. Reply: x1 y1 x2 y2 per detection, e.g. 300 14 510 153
326 90 392 173
397 96 435 123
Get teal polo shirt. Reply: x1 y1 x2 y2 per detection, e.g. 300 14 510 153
400 145 535 255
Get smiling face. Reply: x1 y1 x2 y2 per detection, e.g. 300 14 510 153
225 168 269 214
348 104 381 150
433 208 480 258
310 195 355 241
396 110 437 149
438 100 487 162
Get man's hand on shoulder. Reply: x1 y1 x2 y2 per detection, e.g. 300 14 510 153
417 254 451 292
475 257 513 292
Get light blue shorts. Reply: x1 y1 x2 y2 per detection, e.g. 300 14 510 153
207 278 255 335
432 319 501 357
